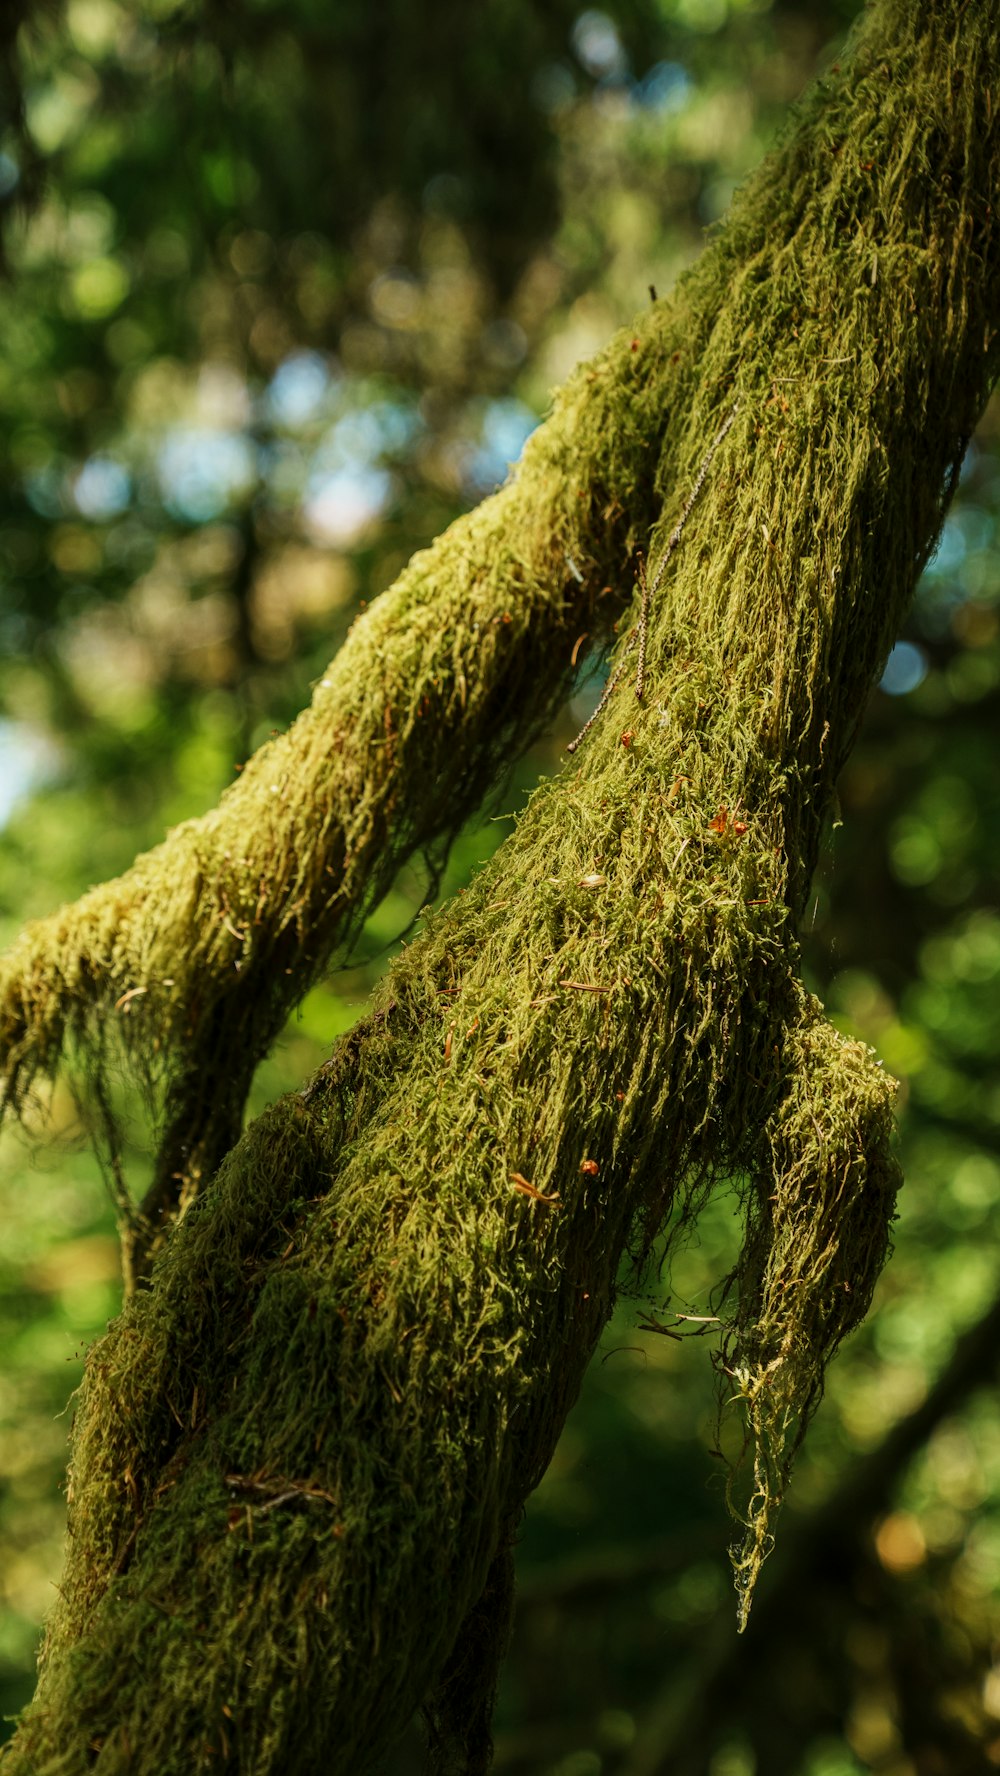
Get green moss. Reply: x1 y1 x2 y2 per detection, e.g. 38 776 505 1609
3 0 1000 1769
0 249 710 1279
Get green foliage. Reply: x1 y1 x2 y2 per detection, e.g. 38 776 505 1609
4 0 1000 1772
482 420 1000 1772
4 4 999 1770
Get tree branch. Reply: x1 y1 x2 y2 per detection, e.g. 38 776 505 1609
1 264 716 1278
4 3 1000 1771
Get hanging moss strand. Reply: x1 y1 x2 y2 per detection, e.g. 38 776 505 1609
3 1 1000 1771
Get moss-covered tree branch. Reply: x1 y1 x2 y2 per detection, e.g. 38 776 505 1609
3 0 999 1770
0 249 724 1283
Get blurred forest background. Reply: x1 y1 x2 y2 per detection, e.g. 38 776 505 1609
1 1 999 1772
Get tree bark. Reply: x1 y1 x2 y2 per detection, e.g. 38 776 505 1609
0 246 701 1280
3 2 999 1771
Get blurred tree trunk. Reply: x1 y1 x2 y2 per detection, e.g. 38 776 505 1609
2 2 1000 1773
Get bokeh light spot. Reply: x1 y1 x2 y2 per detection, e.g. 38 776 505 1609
880 640 928 696
73 456 131 520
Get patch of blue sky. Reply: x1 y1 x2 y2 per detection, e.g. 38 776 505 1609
157 429 258 523
924 514 967 577
260 391 418 516
466 398 539 494
73 455 131 521
302 464 391 546
0 719 61 830
310 399 421 474
632 60 691 113
265 351 336 431
880 641 928 697
916 504 999 630
572 11 627 79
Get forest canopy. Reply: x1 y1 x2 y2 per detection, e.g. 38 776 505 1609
1 3 1000 1773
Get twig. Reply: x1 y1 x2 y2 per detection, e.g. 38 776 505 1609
565 633 637 755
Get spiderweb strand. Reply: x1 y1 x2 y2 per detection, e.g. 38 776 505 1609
565 631 638 755
568 400 739 752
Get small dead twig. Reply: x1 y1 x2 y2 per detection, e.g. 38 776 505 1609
510 1172 560 1205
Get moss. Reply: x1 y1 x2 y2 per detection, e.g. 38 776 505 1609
3 0 1000 1769
0 247 710 1278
